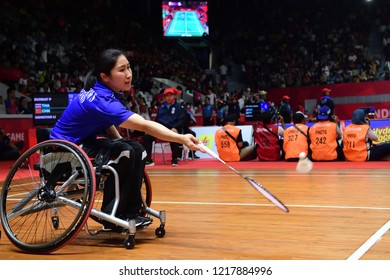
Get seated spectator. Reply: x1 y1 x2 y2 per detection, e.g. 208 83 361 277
139 102 151 121
308 106 344 161
0 96 6 114
5 87 19 114
0 128 23 161
18 96 33 114
343 109 390 161
253 110 285 161
215 114 256 162
142 87 186 167
283 111 309 161
125 102 150 141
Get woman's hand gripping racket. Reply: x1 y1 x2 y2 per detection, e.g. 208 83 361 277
198 143 289 213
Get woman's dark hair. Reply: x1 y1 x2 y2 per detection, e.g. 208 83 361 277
84 49 125 90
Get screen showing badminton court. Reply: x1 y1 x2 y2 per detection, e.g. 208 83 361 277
162 1 209 37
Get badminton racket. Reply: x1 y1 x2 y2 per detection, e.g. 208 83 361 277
198 143 289 213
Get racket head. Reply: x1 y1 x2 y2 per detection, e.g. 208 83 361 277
248 178 289 213
296 157 313 173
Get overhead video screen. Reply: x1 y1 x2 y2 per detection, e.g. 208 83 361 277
162 1 209 37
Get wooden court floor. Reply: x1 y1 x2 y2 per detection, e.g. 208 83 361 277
1 165 390 260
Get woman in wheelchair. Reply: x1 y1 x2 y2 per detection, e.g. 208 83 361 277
50 48 202 231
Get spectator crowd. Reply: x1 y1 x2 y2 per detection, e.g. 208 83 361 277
1 0 390 120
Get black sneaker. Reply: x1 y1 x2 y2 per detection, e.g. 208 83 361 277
171 158 178 167
145 160 155 166
88 215 122 232
188 152 200 160
101 216 152 231
134 216 152 227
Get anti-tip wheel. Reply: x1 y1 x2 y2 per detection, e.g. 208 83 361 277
123 237 135 249
155 227 166 238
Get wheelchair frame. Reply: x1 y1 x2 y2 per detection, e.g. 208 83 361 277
0 139 166 253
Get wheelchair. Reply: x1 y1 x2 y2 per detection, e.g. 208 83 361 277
0 139 166 254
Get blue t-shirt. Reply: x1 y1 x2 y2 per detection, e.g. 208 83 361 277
155 100 185 130
50 81 133 144
202 104 215 118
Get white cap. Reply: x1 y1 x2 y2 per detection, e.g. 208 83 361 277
296 111 308 118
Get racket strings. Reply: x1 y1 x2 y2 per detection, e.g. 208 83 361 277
197 143 289 213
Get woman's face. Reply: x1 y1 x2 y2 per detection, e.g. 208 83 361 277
105 55 132 92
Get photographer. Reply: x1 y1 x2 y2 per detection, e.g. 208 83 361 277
215 114 256 162
308 106 343 161
253 110 285 161
283 111 309 161
343 109 390 161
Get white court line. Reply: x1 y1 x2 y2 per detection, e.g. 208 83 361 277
152 200 390 211
147 169 390 259
148 173 388 177
347 219 390 260
152 200 390 259
148 170 390 177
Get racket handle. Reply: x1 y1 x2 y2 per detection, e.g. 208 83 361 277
198 143 220 159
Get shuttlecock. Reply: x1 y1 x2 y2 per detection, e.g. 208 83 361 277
296 152 313 173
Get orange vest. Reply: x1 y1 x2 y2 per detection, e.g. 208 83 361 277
342 124 369 161
215 124 240 162
308 121 338 161
283 124 309 160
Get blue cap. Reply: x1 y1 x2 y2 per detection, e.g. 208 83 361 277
317 106 331 120
352 109 366 124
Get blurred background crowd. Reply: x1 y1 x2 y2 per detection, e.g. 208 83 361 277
1 0 390 117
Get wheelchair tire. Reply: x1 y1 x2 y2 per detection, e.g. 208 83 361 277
0 140 96 254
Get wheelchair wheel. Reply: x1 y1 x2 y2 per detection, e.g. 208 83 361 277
0 140 96 254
